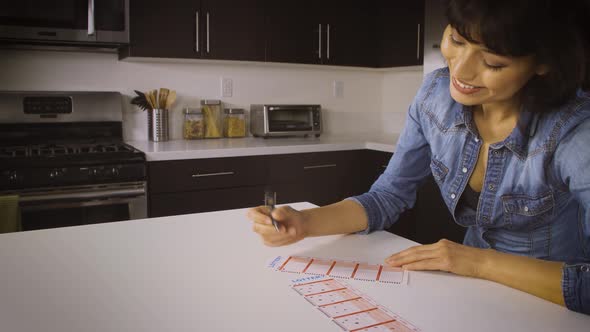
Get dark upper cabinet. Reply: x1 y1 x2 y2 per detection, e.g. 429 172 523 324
265 0 322 65
121 0 200 59
377 0 425 67
265 0 377 67
321 1 378 67
121 0 425 67
200 0 266 61
121 0 266 61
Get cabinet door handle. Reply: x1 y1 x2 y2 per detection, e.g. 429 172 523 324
318 24 322 59
416 23 421 60
192 171 235 178
327 24 330 60
195 11 200 52
206 12 210 54
303 164 337 170
87 0 95 36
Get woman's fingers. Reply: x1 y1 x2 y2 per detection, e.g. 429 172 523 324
247 206 273 225
401 258 446 271
385 247 440 267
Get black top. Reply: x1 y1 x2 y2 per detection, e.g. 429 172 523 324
458 185 481 211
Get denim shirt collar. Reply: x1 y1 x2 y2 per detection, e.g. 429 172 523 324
453 104 539 158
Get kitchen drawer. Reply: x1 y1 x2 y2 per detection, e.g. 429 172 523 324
269 150 363 184
149 185 267 217
148 156 269 194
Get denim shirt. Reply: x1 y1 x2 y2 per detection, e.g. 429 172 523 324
350 67 590 314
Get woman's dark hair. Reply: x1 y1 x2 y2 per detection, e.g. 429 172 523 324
444 0 590 113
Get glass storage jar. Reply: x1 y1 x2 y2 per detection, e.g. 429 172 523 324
223 108 246 138
183 108 204 139
201 99 223 138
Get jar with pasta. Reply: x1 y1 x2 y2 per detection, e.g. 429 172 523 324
183 108 204 139
223 108 246 138
201 100 223 138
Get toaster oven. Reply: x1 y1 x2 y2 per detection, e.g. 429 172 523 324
250 104 322 138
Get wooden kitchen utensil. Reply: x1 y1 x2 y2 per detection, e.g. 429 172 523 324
165 90 176 110
158 88 169 109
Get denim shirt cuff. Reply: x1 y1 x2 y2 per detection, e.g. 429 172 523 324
562 262 590 314
345 196 379 235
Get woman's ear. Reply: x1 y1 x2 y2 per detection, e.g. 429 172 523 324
535 64 550 76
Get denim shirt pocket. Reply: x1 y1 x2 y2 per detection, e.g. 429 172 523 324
502 192 555 231
430 158 449 187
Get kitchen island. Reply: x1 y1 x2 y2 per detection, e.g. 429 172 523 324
0 202 587 331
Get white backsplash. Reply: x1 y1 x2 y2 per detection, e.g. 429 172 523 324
0 49 423 140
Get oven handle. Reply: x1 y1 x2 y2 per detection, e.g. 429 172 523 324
19 185 145 205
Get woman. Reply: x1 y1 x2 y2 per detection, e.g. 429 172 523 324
247 0 590 314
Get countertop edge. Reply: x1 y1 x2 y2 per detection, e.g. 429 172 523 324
127 137 396 161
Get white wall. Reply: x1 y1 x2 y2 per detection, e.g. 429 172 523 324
0 49 423 141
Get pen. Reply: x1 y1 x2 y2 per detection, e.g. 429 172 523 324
264 191 280 232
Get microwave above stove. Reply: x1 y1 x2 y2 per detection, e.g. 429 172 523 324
0 0 129 47
250 104 322 138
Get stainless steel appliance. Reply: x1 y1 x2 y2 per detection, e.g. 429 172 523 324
0 91 146 231
0 0 129 48
250 104 322 138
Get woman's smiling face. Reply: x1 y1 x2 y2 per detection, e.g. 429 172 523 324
440 25 547 108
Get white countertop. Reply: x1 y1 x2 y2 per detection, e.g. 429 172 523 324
0 202 587 332
127 134 398 161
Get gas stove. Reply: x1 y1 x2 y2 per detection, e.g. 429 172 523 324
0 91 147 231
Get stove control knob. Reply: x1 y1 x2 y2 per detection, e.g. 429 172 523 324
111 167 120 176
8 171 19 182
49 169 63 179
90 168 99 176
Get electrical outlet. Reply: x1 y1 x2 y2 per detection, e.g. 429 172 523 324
333 80 344 98
221 77 233 97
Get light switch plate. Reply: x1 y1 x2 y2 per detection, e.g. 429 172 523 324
333 80 344 98
221 77 233 97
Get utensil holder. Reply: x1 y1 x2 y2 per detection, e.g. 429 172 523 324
148 108 169 142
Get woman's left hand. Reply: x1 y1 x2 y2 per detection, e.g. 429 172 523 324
385 239 490 278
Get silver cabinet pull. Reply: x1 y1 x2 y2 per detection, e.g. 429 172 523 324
195 11 200 52
327 24 330 59
206 12 210 53
192 171 235 178
417 23 421 60
87 0 95 36
303 164 337 170
318 24 322 59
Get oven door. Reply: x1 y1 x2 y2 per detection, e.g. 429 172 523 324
267 106 315 132
0 0 129 44
16 181 146 231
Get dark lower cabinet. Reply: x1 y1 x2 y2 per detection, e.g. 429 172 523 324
150 186 267 217
148 149 464 244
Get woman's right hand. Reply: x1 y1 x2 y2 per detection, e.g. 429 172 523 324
246 205 309 247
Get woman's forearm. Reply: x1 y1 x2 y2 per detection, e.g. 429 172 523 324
478 249 565 305
301 200 368 237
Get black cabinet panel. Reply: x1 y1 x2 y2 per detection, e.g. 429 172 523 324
323 1 377 67
150 185 267 217
377 0 425 67
122 0 200 59
148 156 268 194
201 0 266 61
265 0 322 65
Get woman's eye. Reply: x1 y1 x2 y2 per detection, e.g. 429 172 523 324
484 62 506 71
450 33 464 45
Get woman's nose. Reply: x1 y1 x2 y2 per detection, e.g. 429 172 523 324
452 50 478 81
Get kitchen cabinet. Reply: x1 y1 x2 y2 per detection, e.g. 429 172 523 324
121 0 266 61
377 0 425 67
148 149 462 244
147 151 361 217
264 0 322 65
269 150 363 206
265 1 377 67
148 155 269 217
